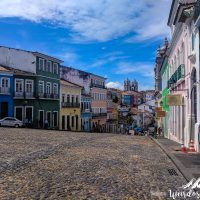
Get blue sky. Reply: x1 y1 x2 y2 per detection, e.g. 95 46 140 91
0 0 171 90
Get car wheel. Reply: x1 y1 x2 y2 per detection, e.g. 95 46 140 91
15 124 19 128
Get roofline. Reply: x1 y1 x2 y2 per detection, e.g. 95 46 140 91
0 45 63 63
168 0 176 26
33 52 63 63
60 78 83 88
61 66 107 80
1 65 36 76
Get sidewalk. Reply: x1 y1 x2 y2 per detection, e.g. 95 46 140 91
151 136 200 181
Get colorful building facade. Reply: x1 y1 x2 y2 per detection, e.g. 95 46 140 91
0 66 14 119
0 46 62 129
61 66 107 128
59 80 81 131
81 95 92 132
155 0 200 152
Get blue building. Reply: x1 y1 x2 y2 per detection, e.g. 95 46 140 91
122 94 132 106
0 66 14 119
81 95 92 132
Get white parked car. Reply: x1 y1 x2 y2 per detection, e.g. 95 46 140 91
0 117 23 128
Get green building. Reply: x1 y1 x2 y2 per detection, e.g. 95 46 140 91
0 47 63 129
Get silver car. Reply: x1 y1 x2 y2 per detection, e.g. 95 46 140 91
0 117 23 128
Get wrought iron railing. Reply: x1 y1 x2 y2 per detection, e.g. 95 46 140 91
0 87 10 94
167 64 185 88
62 102 80 108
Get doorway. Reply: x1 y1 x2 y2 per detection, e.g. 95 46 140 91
25 107 33 121
0 102 8 119
39 110 44 128
15 107 23 121
67 115 70 130
47 112 51 128
62 115 65 130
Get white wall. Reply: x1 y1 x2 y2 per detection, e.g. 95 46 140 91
61 67 91 94
0 47 36 73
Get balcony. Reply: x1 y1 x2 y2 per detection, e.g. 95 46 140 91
25 92 34 98
0 87 10 95
14 91 35 99
92 113 107 117
62 102 80 108
81 108 92 113
38 93 59 100
168 64 185 88
90 83 106 89
14 92 24 98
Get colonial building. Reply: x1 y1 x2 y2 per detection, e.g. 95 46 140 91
156 0 200 152
81 94 92 132
124 79 138 92
0 66 14 119
154 38 169 131
0 46 63 129
122 91 140 107
61 66 107 128
59 80 82 131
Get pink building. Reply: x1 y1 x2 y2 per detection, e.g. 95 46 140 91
90 75 107 125
166 0 198 151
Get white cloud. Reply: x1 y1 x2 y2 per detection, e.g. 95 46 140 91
0 0 171 42
115 62 154 77
106 81 123 90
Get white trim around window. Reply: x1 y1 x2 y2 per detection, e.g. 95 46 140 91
53 83 58 94
47 60 52 73
0 77 10 88
53 63 58 74
46 82 52 94
38 80 45 94
25 79 34 93
39 58 45 71
15 79 24 93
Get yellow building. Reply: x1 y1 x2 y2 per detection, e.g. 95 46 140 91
59 80 82 131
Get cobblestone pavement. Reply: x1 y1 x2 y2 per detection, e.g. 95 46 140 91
0 128 187 200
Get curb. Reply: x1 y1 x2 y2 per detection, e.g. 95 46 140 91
149 136 189 182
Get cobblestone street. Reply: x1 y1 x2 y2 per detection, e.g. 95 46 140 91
0 128 186 200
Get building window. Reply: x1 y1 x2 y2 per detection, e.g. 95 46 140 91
0 78 10 94
72 95 74 104
46 82 51 94
15 79 24 93
53 63 58 74
25 80 34 93
67 94 70 103
39 81 44 94
53 83 58 94
191 32 195 51
62 94 65 102
39 58 45 71
1 78 9 88
76 95 79 103
47 61 52 73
